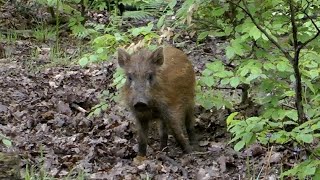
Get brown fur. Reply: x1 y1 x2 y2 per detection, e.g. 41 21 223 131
118 46 196 156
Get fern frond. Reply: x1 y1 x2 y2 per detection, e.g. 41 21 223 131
142 1 167 11
122 11 152 20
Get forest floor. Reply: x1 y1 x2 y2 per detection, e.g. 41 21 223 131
0 2 284 180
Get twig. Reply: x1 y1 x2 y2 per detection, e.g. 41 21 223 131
263 146 274 179
281 103 295 110
212 86 242 90
190 151 211 155
256 164 264 180
70 103 87 113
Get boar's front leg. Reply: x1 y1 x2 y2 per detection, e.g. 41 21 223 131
185 106 196 146
136 119 149 156
167 108 192 154
159 120 168 151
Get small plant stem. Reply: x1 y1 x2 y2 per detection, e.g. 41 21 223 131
55 0 60 54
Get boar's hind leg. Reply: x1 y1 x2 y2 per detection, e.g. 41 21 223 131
137 120 149 156
185 107 196 146
167 110 192 154
159 120 168 151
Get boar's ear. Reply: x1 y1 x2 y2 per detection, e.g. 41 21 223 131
150 47 164 66
117 48 130 68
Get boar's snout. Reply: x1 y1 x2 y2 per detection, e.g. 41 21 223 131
133 96 149 112
134 102 148 111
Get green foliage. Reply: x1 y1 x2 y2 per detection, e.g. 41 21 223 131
33 25 56 42
176 0 235 41
111 68 126 91
0 133 12 148
78 32 129 66
78 21 159 67
174 0 320 178
24 145 87 179
281 159 320 179
121 0 170 20
88 90 110 117
227 111 320 151
227 114 265 151
35 0 87 37
197 61 235 109
24 163 87 180
122 11 153 20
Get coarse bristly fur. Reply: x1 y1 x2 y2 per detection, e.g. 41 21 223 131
117 46 196 156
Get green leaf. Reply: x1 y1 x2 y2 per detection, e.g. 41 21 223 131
233 44 244 56
226 112 239 126
283 90 295 97
197 31 209 41
79 57 89 67
202 69 213 76
200 76 215 87
97 48 104 54
226 46 235 59
263 62 276 70
246 74 260 82
211 7 227 16
249 26 261 40
234 140 245 151
283 121 298 125
305 80 316 94
2 139 12 147
261 33 268 41
157 15 166 29
277 61 289 72
308 69 319 79
198 95 215 110
89 55 98 62
281 166 298 177
286 110 298 121
272 109 286 120
302 167 316 179
93 108 101 116
230 77 240 87
101 104 108 111
215 70 233 78
220 78 229 85
243 132 255 144
250 67 262 75
313 165 320 179
272 131 290 144
297 134 313 143
168 0 177 9
239 68 249 77
206 61 224 72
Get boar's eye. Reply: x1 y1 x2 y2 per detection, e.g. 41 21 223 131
147 73 154 82
127 74 133 82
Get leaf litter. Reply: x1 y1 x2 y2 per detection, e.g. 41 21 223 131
0 39 289 180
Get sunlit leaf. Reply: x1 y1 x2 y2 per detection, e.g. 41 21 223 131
2 139 12 147
234 140 245 151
